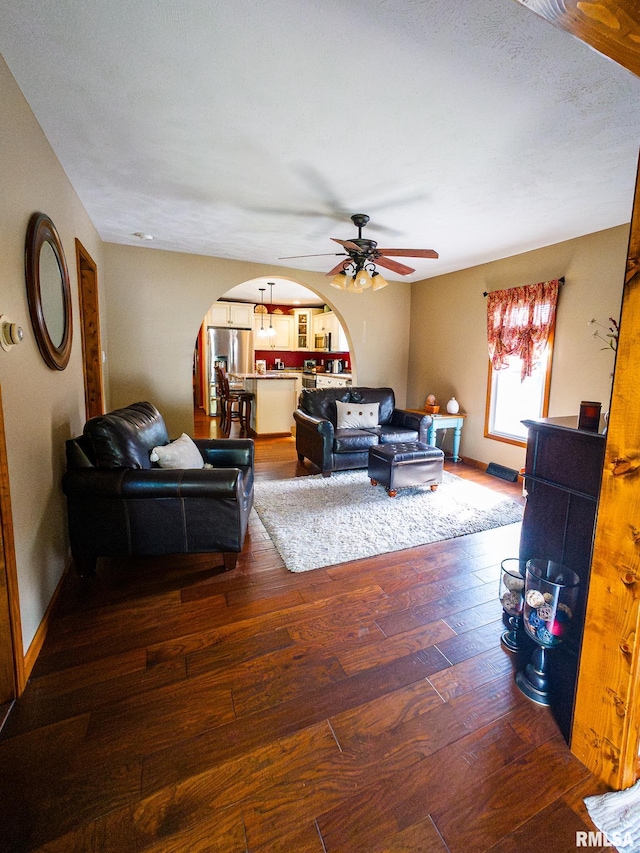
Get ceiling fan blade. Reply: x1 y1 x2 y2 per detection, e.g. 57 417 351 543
326 260 350 277
374 256 415 276
331 238 363 252
279 252 347 259
376 248 439 259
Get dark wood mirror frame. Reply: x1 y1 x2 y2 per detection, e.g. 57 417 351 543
25 212 73 370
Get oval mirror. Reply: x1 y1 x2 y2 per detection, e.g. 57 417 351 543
25 212 72 370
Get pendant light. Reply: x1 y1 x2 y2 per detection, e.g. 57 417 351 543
256 287 268 338
267 282 277 337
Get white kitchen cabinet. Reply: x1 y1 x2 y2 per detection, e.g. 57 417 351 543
270 315 293 350
208 301 254 328
293 308 321 350
253 314 293 350
313 311 349 351
313 311 330 336
316 374 350 388
333 316 349 352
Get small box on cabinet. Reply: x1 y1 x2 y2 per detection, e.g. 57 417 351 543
578 401 601 431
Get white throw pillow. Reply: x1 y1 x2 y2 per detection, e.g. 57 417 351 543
335 400 379 430
150 433 204 469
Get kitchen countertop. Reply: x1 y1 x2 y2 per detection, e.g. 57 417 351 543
232 370 353 380
231 372 300 379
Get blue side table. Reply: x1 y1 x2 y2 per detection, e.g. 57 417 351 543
427 413 466 461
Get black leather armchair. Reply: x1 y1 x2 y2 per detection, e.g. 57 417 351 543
294 387 432 476
62 402 254 574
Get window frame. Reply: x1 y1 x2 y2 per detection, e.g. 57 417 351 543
484 326 555 448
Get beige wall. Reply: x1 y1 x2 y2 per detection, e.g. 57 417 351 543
0 52 412 657
103 245 412 436
0 57 105 651
408 225 629 469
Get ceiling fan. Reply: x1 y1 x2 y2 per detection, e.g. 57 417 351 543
279 213 438 292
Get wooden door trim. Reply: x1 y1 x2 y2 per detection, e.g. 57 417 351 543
75 239 104 420
0 386 25 695
514 1 640 78
514 0 640 788
571 162 640 789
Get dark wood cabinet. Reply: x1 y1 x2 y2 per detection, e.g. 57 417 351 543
519 416 606 741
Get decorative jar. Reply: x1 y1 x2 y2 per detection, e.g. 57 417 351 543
446 397 459 414
499 558 526 652
522 559 579 648
516 558 580 706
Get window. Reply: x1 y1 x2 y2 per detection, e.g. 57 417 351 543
484 280 559 447
485 343 553 445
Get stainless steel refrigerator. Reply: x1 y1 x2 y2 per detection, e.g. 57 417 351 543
207 327 254 415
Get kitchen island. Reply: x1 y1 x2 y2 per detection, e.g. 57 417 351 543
231 372 302 436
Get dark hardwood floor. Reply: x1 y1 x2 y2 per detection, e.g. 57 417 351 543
0 410 606 852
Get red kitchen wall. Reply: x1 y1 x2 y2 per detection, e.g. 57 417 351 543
254 350 351 370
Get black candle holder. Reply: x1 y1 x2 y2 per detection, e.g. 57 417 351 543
515 558 579 706
499 558 527 652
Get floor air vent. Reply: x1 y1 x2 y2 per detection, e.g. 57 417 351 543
486 462 519 482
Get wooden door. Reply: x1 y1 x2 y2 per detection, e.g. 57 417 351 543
75 240 104 419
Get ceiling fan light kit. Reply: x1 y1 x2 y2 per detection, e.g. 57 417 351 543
283 213 437 294
355 267 371 289
371 271 389 291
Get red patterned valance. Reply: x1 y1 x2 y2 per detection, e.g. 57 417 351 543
487 280 560 379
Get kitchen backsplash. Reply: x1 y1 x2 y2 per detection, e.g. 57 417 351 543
254 350 350 370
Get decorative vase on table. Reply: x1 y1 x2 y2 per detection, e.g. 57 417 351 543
424 393 440 414
446 397 459 414
499 558 527 652
515 558 579 706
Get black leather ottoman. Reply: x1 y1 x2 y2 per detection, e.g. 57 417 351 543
368 441 445 497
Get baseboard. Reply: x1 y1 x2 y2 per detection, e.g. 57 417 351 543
457 455 487 471
23 558 70 682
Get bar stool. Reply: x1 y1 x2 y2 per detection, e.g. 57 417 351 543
216 366 254 435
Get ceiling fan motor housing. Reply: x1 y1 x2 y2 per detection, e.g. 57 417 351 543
350 213 370 229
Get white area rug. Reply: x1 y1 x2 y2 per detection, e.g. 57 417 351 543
253 470 523 573
585 781 640 853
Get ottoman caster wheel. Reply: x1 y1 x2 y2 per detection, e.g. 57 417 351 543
430 484 439 491
387 489 397 497
370 478 379 486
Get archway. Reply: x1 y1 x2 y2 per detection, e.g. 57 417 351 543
192 276 354 421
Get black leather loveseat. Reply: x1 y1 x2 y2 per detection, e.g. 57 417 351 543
62 402 254 574
294 387 432 477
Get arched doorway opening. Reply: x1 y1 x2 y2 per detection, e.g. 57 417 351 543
192 276 353 423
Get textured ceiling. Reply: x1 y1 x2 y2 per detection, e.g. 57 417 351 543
1 0 640 284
